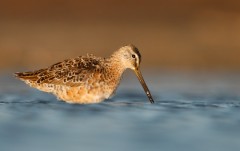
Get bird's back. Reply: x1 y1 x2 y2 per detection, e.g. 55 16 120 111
17 54 103 82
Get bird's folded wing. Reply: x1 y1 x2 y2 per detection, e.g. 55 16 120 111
15 55 105 87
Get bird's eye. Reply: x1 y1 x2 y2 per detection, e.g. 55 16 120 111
132 54 136 59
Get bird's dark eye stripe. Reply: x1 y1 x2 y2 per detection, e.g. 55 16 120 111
132 54 136 58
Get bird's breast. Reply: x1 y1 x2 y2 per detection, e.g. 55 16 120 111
52 72 121 104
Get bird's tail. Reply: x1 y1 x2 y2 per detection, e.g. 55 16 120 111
14 71 39 81
14 70 55 93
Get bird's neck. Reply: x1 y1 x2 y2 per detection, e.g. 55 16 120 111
107 54 126 77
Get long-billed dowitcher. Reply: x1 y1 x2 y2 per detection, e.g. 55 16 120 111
15 44 154 104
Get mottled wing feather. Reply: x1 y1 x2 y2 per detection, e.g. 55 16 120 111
16 55 105 87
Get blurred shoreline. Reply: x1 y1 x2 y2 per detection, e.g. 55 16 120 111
1 0 240 71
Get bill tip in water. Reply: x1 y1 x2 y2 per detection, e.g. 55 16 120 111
149 96 154 104
147 92 154 103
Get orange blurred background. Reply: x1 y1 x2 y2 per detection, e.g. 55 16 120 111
1 0 240 71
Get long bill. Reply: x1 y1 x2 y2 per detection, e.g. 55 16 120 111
134 69 154 103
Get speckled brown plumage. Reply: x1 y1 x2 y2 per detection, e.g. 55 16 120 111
15 44 154 104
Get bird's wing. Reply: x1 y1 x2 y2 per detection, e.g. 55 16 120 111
15 55 105 87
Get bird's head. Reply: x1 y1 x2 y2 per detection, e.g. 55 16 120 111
112 44 154 103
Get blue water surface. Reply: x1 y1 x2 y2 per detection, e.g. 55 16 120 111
0 71 240 151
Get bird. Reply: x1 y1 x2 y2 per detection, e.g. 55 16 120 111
15 44 154 104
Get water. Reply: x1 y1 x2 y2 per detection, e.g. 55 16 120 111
0 71 240 151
